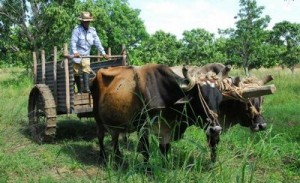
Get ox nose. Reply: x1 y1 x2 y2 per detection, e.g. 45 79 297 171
208 125 222 135
251 123 267 132
259 123 267 130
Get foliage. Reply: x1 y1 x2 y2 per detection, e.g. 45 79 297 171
219 0 272 76
0 0 148 67
132 31 182 66
270 21 300 72
180 28 217 65
1 0 300 71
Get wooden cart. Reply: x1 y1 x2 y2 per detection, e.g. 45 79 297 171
27 43 127 143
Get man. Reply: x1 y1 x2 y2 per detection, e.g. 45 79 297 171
70 11 109 93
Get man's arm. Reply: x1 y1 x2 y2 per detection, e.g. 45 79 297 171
70 27 79 55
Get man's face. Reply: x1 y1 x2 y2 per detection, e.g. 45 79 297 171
82 21 91 30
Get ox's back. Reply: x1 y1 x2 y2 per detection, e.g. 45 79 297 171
91 64 186 131
94 66 141 129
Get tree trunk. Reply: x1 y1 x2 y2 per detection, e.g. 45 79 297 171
243 66 250 77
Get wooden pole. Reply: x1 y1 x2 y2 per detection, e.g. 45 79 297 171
63 43 70 115
97 50 100 62
122 44 126 65
41 50 46 84
241 84 276 98
53 46 57 104
32 52 37 84
108 47 111 60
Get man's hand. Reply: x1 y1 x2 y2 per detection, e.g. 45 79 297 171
103 54 110 59
74 52 80 58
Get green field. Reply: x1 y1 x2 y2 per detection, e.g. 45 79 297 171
0 67 299 183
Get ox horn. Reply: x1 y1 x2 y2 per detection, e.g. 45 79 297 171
180 66 196 91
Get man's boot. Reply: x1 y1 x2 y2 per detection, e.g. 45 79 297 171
74 75 82 94
82 72 90 93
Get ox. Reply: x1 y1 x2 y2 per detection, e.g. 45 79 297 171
90 64 225 164
196 63 268 132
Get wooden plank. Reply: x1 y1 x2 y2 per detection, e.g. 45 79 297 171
63 43 70 114
74 99 93 105
53 46 58 105
41 50 45 84
33 52 37 84
74 93 92 105
73 106 93 114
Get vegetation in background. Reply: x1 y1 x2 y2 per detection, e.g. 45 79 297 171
219 0 272 76
270 21 300 73
0 0 148 67
1 0 299 74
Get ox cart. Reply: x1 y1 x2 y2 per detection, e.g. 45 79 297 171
27 44 127 142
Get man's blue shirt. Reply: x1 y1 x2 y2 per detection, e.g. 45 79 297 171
70 25 106 63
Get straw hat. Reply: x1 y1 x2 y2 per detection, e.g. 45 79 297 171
78 12 94 21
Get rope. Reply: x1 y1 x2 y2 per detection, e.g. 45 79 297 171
196 84 219 127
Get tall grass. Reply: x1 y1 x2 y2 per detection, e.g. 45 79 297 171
0 67 299 182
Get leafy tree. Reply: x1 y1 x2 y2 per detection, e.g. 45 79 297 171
220 0 271 76
0 0 148 67
180 28 216 65
132 31 182 66
270 21 300 73
213 37 229 63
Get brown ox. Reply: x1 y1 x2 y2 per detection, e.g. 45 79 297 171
91 64 224 164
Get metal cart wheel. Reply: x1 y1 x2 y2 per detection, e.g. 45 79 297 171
28 84 57 143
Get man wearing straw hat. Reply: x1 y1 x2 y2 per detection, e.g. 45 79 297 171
70 11 109 93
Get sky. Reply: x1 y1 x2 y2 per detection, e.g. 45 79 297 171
128 0 300 39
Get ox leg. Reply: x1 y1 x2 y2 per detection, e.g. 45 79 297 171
111 132 123 163
137 129 150 164
206 134 220 163
159 143 171 157
159 143 171 164
97 124 107 163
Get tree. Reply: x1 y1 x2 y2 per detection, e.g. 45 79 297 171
270 21 300 73
0 0 148 67
132 30 182 66
220 0 271 76
180 28 217 65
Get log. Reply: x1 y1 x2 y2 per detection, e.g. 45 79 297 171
241 84 276 98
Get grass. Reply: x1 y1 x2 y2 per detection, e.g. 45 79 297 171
0 67 299 182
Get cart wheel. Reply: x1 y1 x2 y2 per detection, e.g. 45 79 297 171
28 84 57 143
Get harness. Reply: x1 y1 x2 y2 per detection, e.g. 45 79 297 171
192 74 222 135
